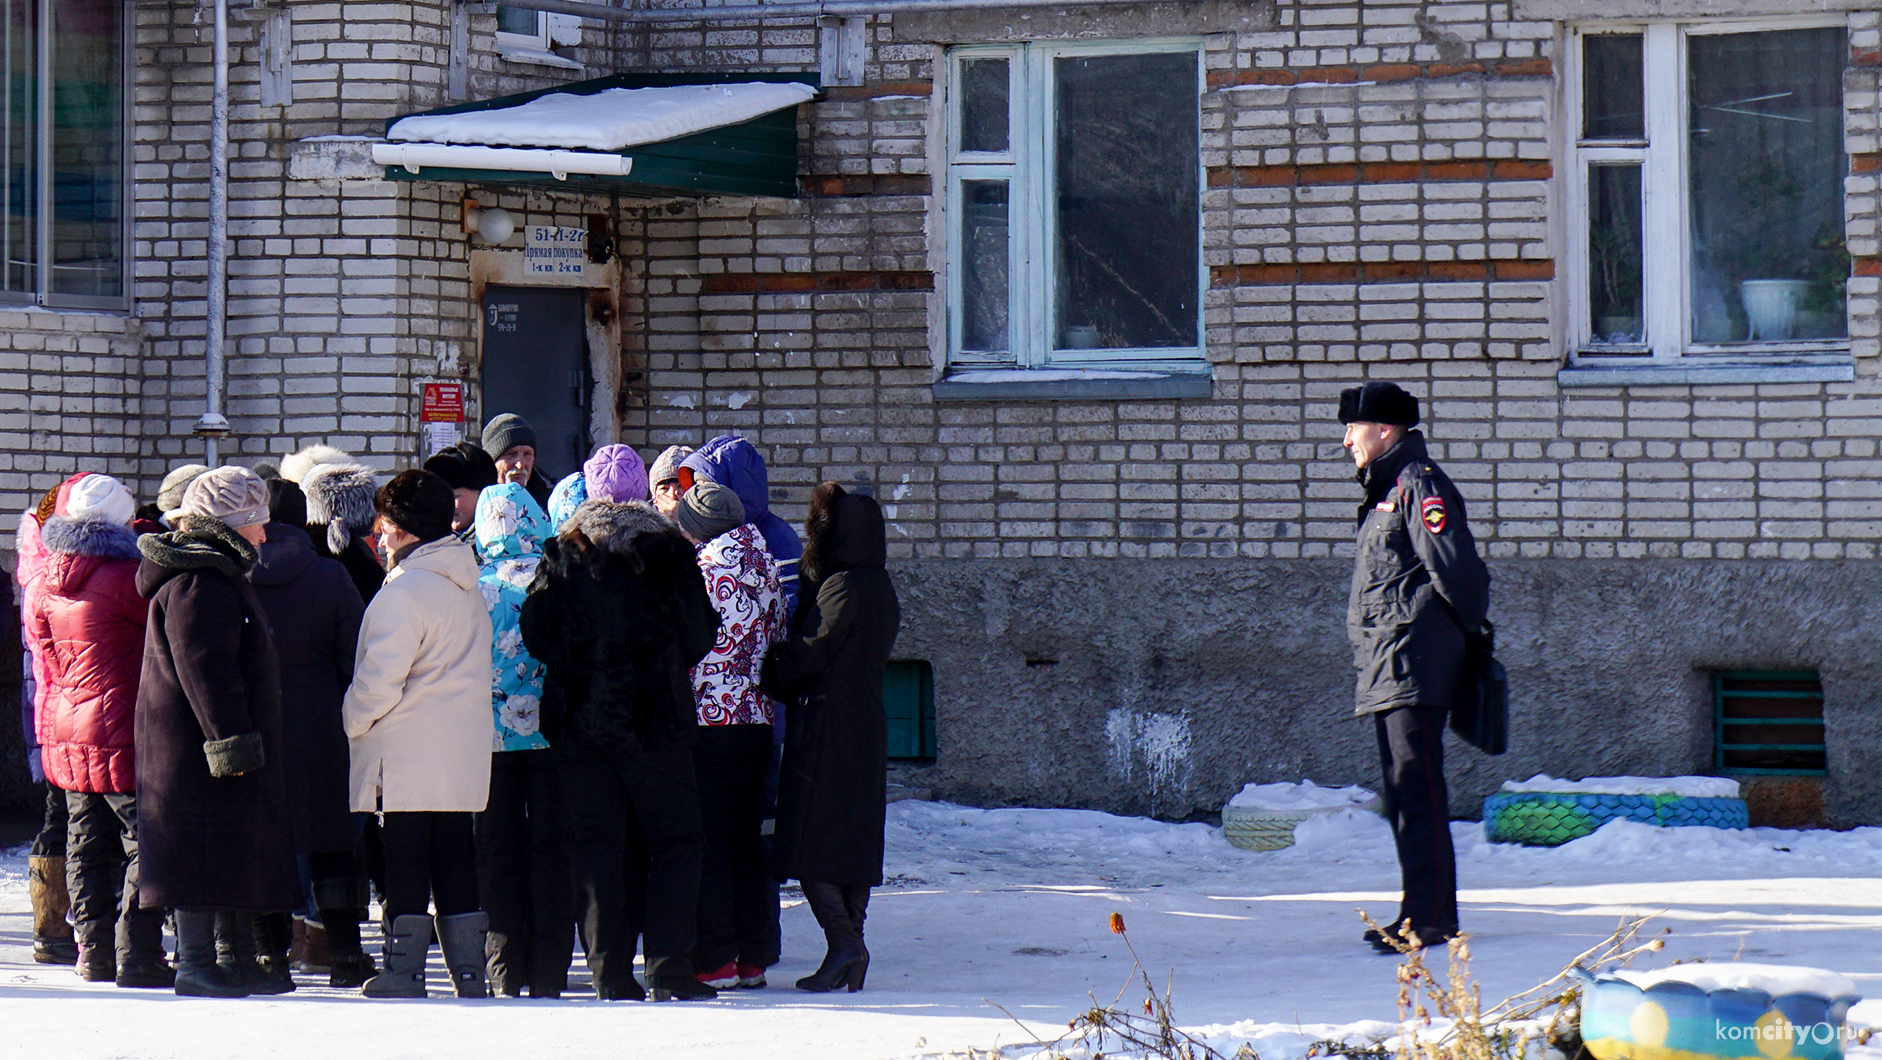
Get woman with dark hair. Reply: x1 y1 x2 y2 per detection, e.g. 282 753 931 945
762 483 900 993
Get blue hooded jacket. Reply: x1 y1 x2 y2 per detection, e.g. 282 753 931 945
546 471 587 530
682 435 803 617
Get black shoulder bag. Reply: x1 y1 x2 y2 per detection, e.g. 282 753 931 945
1445 612 1509 756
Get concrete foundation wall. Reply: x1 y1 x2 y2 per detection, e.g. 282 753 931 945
891 557 1882 824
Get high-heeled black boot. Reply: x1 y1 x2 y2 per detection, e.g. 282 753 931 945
795 881 868 993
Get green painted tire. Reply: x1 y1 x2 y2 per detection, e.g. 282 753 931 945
1483 792 1749 847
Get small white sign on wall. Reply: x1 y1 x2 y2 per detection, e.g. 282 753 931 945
524 225 586 276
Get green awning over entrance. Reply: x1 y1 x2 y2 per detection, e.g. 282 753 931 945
378 72 819 198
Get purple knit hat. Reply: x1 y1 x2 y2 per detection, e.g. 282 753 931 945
582 444 649 503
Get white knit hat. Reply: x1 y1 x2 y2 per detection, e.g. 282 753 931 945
66 474 135 527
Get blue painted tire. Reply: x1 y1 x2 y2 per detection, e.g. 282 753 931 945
1484 792 1748 846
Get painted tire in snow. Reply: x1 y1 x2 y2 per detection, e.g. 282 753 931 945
1483 792 1749 847
1578 968 1859 1060
1221 797 1384 851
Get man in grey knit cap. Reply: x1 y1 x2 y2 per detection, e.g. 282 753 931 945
675 481 745 546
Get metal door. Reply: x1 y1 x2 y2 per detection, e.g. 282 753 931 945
480 285 590 481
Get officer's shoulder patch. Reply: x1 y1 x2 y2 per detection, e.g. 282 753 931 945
1420 494 1447 533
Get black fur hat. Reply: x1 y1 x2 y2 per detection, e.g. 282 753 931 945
1337 381 1419 428
423 442 498 493
375 470 456 544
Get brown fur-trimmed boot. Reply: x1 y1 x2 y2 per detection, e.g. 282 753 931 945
28 856 77 965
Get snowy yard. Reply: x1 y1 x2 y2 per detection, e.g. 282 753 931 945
1 800 1881 1060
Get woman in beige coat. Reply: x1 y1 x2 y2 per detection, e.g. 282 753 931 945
341 471 493 1000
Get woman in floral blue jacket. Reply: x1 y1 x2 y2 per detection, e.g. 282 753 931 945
473 483 573 998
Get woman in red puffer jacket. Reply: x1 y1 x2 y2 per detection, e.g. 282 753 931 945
24 473 171 986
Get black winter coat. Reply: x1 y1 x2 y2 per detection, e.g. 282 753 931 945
246 523 364 854
764 491 900 887
1346 431 1489 715
310 529 385 606
519 501 719 753
134 521 301 912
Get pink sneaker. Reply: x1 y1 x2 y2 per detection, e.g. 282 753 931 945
736 963 767 989
696 961 739 989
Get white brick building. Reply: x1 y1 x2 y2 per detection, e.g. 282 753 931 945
3 0 1879 823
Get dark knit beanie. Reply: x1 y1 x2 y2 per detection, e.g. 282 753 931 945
677 479 745 542
375 469 457 543
482 413 538 461
1337 381 1419 428
424 441 498 492
266 478 307 529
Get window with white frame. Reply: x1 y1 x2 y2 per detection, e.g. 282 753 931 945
1570 21 1848 360
1 0 128 309
945 41 1203 371
494 5 582 62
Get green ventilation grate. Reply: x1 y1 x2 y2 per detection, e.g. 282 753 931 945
1712 669 1826 776
883 660 936 761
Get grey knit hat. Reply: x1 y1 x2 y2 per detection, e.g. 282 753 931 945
482 413 538 461
181 466 270 530
157 463 211 521
648 444 694 487
677 479 745 542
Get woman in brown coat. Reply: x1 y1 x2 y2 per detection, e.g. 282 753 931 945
762 483 900 994
136 467 301 998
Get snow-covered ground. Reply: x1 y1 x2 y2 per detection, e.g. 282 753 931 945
1 801 1880 1060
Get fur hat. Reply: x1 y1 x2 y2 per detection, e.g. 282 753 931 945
182 466 271 530
266 478 307 529
157 464 211 521
677 480 744 542
583 444 648 503
481 413 537 462
302 462 379 554
66 474 135 527
423 442 498 493
374 470 456 544
647 444 693 487
565 499 674 556
280 444 353 485
1337 382 1419 428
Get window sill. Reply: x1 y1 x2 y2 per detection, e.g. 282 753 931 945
496 44 583 71
932 367 1214 401
1557 358 1854 387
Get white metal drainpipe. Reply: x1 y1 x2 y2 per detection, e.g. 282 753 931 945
195 0 233 465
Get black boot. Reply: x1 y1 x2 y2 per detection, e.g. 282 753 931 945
435 912 490 999
323 907 375 988
361 914 432 998
252 911 297 991
795 881 867 993
218 910 294 995
527 931 572 999
174 910 249 998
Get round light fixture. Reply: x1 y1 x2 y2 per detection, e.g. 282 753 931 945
460 197 517 244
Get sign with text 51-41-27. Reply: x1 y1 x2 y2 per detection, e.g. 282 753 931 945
524 225 586 276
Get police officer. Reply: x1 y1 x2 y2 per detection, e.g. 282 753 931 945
1339 381 1489 954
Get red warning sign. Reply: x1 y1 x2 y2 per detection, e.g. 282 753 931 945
422 382 465 423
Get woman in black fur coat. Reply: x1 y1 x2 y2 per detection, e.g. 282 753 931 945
519 500 720 1002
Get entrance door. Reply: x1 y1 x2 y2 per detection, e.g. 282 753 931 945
480 285 590 481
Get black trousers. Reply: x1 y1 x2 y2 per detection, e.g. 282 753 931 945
692 724 779 972
64 790 165 960
476 748 575 996
1374 704 1459 931
378 811 479 922
555 737 701 993
32 783 66 857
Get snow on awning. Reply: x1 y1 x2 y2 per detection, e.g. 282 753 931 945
386 82 817 152
376 73 819 198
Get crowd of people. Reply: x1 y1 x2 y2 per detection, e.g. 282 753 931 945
11 415 900 1000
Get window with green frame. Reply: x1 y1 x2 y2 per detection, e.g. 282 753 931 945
883 660 935 762
944 40 1203 372
1712 669 1826 776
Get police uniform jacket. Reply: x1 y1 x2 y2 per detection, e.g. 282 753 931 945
1346 430 1489 715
